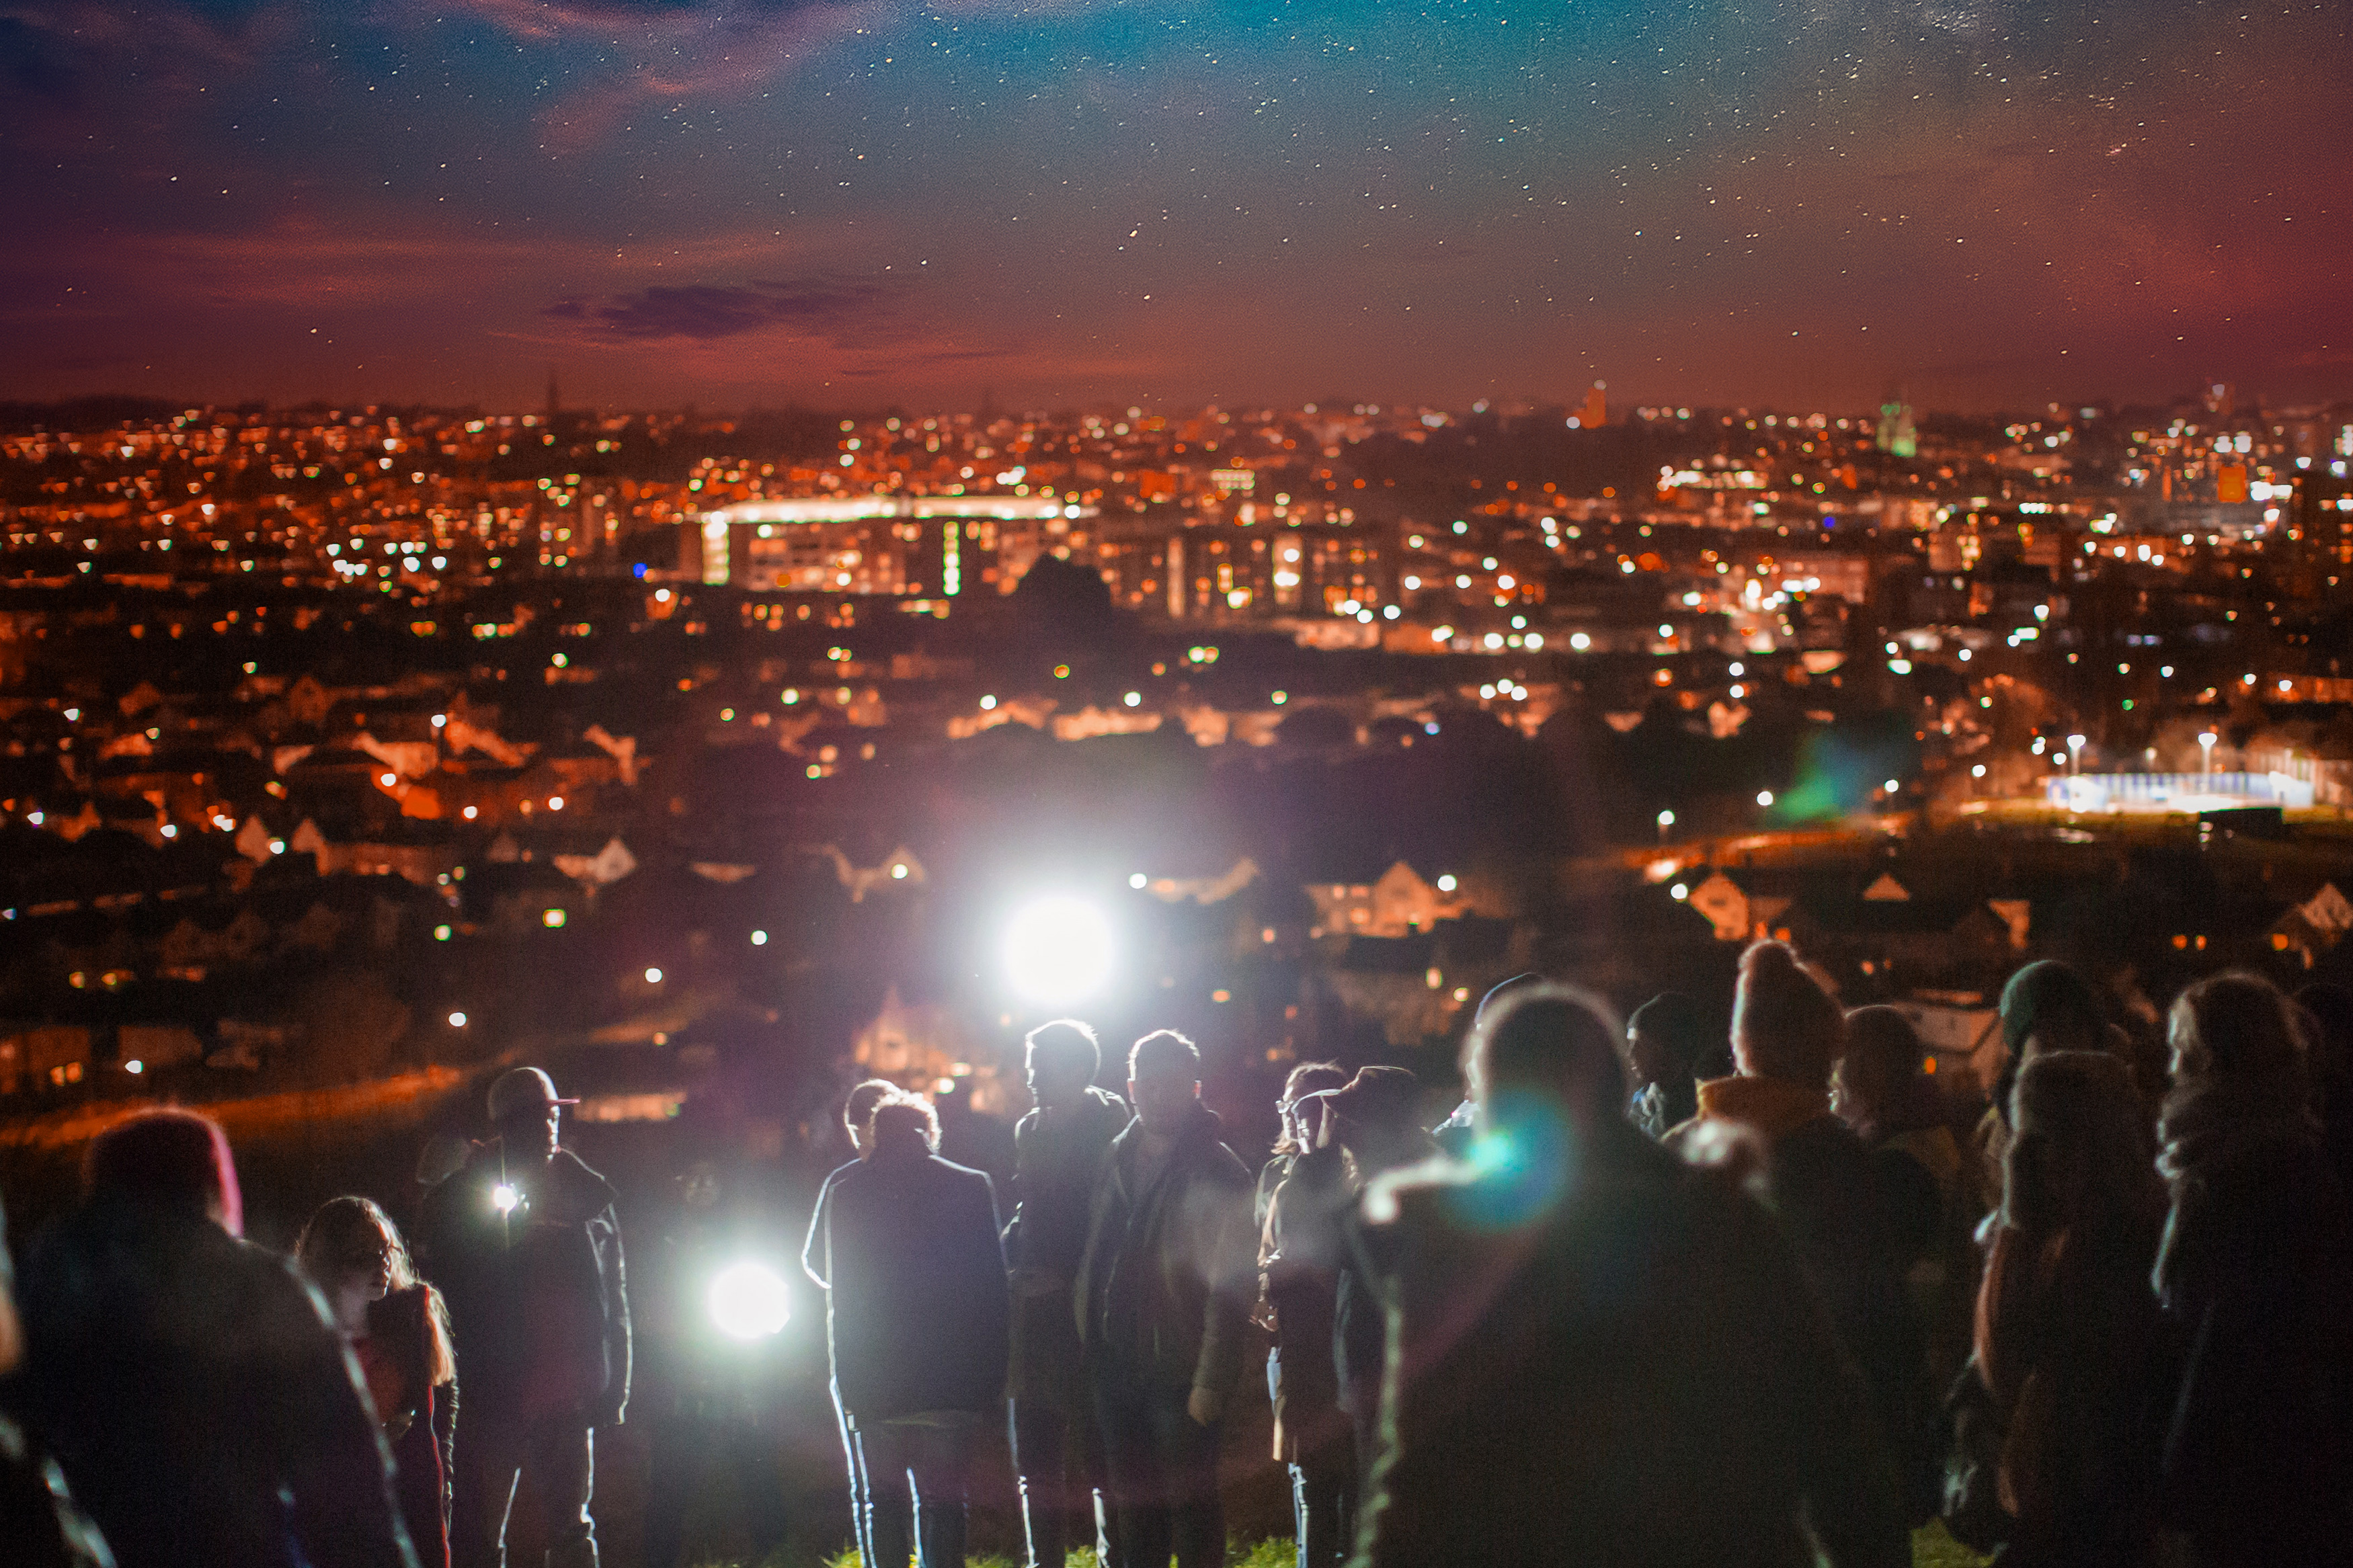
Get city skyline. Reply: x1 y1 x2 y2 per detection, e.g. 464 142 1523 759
4 1 2349 413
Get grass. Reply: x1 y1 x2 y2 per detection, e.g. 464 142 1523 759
816 1530 1985 1568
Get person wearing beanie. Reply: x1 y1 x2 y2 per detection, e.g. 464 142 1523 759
1971 1053 2168 1567
1974 960 2156 1219
1835 1006 1983 1391
1355 982 1909 1568
1677 941 1936 1525
2153 973 2353 1567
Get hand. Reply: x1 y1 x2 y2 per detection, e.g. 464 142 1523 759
1187 1386 1222 1427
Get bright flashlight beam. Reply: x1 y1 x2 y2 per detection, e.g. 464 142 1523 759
1003 895 1115 1005
709 1261 792 1340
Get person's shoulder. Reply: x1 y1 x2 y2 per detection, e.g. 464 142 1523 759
1086 1085 1131 1120
926 1152 998 1190
552 1146 617 1202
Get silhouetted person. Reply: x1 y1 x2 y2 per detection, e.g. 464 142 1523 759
640 1161 791 1568
1837 1005 1983 1391
1675 941 1934 1523
2154 973 2353 1567
814 1094 1008 1568
1433 974 1539 1154
0 1200 114 1568
298 1198 460 1568
801 1077 897 1568
1076 1030 1254 1568
1972 1053 2168 1567
422 1068 629 1568
1355 983 1909 1568
1624 991 1724 1137
1004 1023 1130 1568
10 1110 415 1568
1260 1091 1353 1568
1976 960 2138 1212
2293 981 2353 1198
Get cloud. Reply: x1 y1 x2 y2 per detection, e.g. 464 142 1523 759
545 278 893 340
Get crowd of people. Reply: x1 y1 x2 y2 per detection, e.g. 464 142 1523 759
3 947 2352 1568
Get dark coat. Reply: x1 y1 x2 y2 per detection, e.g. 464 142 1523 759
420 1144 630 1428
6 1195 416 1568
2154 1096 2353 1565
1352 1120 1911 1568
813 1145 1009 1425
1263 1144 1350 1460
1004 1087 1130 1405
1075 1104 1255 1400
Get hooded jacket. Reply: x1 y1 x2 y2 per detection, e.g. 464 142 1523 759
8 1194 416 1568
1074 1103 1254 1402
420 1143 630 1428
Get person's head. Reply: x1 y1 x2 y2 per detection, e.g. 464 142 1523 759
85 1108 243 1236
2000 959 2108 1059
1275 1061 1349 1155
865 1091 941 1159
1464 981 1626 1130
1473 973 1544 1033
1129 1030 1203 1135
1730 940 1844 1089
2003 1050 2159 1235
486 1066 574 1162
1624 991 1717 1091
1025 1020 1102 1112
2168 971 2308 1093
1835 1005 1938 1139
677 1159 721 1212
843 1077 896 1155
296 1196 406 1328
1321 1067 1428 1166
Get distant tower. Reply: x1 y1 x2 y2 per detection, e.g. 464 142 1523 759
1876 397 1917 459
1569 380 1607 430
545 367 561 421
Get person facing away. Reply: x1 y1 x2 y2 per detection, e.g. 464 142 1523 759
1432 974 1541 1155
2152 972 2353 1567
1972 1052 2169 1567
1623 991 1726 1139
801 1076 898 1568
1835 1005 1985 1393
8 1109 417 1568
419 1067 628 1568
1075 1029 1256 1568
817 1092 1010 1568
0 1198 116 1568
298 1198 461 1568
1002 1022 1130 1568
1352 983 1911 1568
1672 940 1934 1525
1975 960 2135 1215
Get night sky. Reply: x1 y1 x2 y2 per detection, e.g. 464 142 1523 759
4 1 2348 413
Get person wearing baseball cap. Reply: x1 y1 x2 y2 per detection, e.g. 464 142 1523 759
419 1067 629 1568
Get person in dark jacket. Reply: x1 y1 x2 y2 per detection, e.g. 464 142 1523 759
298 1198 461 1568
1076 1030 1255 1568
1673 940 1935 1524
2294 981 2353 1199
814 1092 1010 1568
1624 991 1725 1139
801 1077 898 1568
0 1200 115 1568
1972 1052 2169 1567
1252 1059 1347 1568
1355 982 1910 1568
421 1067 629 1568
2153 972 2353 1567
9 1109 416 1568
1003 1022 1130 1568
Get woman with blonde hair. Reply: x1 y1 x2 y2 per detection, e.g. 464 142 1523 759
298 1196 458 1568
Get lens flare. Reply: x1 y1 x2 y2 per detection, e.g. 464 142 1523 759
1003 896 1115 1005
709 1261 793 1340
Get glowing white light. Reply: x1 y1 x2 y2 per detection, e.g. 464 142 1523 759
1129 872 1148 889
1437 874 1458 893
750 930 768 945
491 1183 520 1214
448 1011 467 1028
1671 883 1689 900
645 966 664 984
709 1261 793 1341
1569 632 1592 651
1004 896 1115 1005
1757 790 1776 807
125 1060 145 1075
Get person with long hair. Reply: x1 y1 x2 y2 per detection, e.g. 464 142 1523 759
298 1199 458 1568
1972 1053 2168 1566
2153 972 2353 1566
